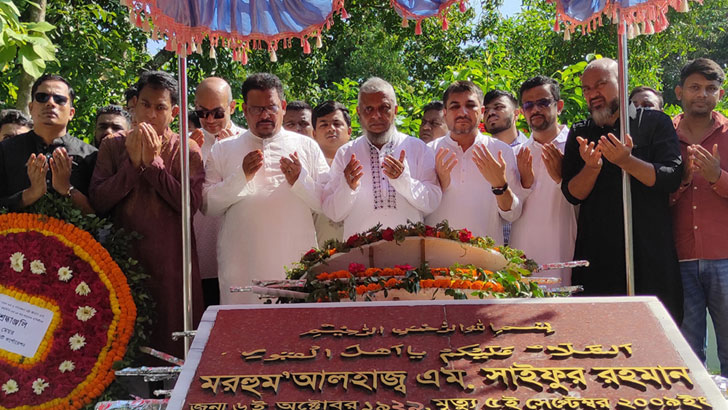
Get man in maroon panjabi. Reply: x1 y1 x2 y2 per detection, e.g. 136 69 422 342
90 71 204 360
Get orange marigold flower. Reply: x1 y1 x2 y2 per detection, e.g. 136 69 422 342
471 281 485 290
435 279 450 288
494 283 505 292
366 283 381 292
462 280 473 288
364 268 380 277
384 278 401 288
316 273 328 281
334 270 350 279
328 249 337 256
356 285 367 295
382 268 395 276
420 279 434 288
392 268 405 276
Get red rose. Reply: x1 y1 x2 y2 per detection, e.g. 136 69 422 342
382 228 395 241
395 264 414 271
349 263 366 274
424 225 436 237
346 234 360 247
458 228 472 243
304 248 317 257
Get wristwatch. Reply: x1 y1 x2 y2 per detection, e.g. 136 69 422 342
63 186 75 198
491 183 508 196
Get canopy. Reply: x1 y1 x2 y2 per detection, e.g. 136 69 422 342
123 0 466 63
552 0 702 39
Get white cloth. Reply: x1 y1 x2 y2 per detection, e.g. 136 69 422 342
203 129 329 304
322 131 441 239
313 213 344 248
198 122 246 163
192 122 246 280
509 125 577 285
426 132 523 244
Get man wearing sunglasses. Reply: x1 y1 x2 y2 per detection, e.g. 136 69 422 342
191 77 246 307
0 74 96 213
509 76 577 286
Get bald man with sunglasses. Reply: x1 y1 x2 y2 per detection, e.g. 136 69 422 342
0 74 96 213
191 77 246 306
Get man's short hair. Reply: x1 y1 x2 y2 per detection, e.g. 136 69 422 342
31 74 75 106
124 86 138 105
519 75 561 103
312 100 351 128
422 100 444 114
136 71 179 105
242 73 285 102
287 100 312 112
679 58 726 85
0 109 33 128
483 89 518 107
358 77 397 106
188 110 201 129
95 105 131 125
629 86 664 109
443 81 484 106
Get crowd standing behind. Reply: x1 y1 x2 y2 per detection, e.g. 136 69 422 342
0 58 725 376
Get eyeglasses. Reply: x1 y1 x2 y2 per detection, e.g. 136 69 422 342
247 105 281 116
194 108 226 119
522 98 555 112
34 92 69 106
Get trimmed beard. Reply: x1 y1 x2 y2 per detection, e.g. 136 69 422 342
485 113 514 135
590 98 620 127
365 125 396 146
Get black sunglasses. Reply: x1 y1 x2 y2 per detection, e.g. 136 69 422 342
522 98 555 112
34 92 70 106
195 108 226 119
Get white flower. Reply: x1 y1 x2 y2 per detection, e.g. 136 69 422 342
75 281 91 296
57 267 73 282
1 379 18 395
32 378 49 395
68 333 86 351
59 360 75 373
75 306 96 322
30 260 46 275
9 252 24 272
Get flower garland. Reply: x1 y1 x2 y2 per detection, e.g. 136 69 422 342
286 221 544 302
0 213 136 410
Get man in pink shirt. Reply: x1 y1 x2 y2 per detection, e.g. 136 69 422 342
671 58 728 377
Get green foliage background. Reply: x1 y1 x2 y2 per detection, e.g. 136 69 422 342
0 0 726 139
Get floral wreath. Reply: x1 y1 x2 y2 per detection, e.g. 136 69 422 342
286 221 545 302
0 212 136 410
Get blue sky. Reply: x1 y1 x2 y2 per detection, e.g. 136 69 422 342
500 1 522 17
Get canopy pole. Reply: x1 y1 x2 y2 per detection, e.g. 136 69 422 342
177 48 193 356
617 11 635 296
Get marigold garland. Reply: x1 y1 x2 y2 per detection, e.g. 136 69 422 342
0 213 136 410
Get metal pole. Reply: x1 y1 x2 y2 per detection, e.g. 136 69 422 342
617 12 635 296
177 47 193 356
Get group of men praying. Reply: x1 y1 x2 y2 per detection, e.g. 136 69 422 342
0 57 725 378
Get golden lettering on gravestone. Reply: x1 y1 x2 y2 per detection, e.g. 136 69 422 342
190 403 228 410
264 346 320 362
406 345 427 360
440 368 475 391
200 376 223 394
490 322 555 336
415 369 440 388
431 399 478 410
378 370 408 395
340 344 405 359
459 319 486 334
300 324 382 338
591 366 693 390
242 349 267 361
480 364 587 392
525 397 611 409
482 397 520 410
324 371 351 391
233 401 268 410
290 372 324 392
544 343 632 359
439 344 515 365
350 371 378 392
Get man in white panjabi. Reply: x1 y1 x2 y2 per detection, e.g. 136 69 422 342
203 73 329 304
322 77 441 239
426 81 523 244
191 77 246 306
509 76 577 285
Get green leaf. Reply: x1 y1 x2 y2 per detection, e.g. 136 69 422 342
26 21 55 33
32 43 55 60
0 43 16 65
19 48 44 78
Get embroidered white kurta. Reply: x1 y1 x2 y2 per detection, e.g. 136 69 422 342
426 133 523 244
193 122 246 280
322 131 441 239
509 126 576 285
203 129 329 304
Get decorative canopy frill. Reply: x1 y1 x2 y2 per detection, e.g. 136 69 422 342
123 0 467 64
550 0 703 40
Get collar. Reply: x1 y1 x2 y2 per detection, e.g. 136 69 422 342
674 111 728 144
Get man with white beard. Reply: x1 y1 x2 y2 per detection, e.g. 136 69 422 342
561 58 684 322
322 77 441 239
